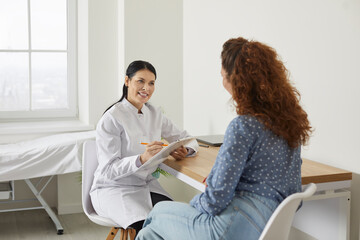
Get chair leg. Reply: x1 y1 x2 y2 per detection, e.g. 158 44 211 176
120 228 128 240
128 228 136 240
106 227 119 240
105 227 135 240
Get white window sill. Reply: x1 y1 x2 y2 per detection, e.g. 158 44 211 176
0 120 94 135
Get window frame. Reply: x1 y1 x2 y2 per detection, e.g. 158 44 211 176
0 0 77 121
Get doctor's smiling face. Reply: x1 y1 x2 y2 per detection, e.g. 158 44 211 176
125 69 156 111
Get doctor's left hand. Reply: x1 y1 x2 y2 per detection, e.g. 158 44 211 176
170 145 188 160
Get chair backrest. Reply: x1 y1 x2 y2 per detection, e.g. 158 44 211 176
82 140 119 227
82 140 98 216
259 183 317 240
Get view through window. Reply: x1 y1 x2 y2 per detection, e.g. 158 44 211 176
0 0 76 120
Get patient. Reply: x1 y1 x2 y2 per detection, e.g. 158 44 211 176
90 60 198 235
136 37 312 240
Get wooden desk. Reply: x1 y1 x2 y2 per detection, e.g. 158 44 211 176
161 146 352 189
159 146 352 240
301 158 352 185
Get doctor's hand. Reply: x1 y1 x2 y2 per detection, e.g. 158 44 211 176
170 145 188 160
140 141 164 164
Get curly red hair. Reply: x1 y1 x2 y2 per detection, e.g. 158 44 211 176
221 37 312 148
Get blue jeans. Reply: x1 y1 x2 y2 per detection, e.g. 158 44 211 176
136 191 279 240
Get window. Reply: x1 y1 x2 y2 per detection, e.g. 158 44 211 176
0 0 77 120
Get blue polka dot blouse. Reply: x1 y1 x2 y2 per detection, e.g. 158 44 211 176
190 115 302 216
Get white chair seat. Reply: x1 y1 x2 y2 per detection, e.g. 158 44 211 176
87 212 120 227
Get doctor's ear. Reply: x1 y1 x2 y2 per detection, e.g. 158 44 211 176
125 76 130 87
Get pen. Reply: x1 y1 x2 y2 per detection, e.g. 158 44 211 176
141 142 168 146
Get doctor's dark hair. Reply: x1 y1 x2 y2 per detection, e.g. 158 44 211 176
221 37 312 148
103 60 157 114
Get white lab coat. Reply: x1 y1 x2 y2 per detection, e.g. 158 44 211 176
90 99 198 228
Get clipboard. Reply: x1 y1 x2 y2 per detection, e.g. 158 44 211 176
140 137 196 169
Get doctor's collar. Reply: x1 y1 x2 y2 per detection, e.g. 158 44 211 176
122 98 149 115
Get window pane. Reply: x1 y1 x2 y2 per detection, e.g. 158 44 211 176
0 52 30 111
0 0 28 49
31 52 68 110
31 0 67 50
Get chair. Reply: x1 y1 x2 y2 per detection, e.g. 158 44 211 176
82 140 136 240
259 183 317 240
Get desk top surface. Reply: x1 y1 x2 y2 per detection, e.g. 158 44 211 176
163 146 352 186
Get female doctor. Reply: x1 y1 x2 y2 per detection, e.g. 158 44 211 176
90 60 198 235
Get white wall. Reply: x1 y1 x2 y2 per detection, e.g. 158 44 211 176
124 0 183 128
87 0 121 124
183 0 360 239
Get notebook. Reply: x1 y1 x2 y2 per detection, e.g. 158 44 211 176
196 134 224 147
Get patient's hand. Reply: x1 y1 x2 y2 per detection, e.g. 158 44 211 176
170 145 188 160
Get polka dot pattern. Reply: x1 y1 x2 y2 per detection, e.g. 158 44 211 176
190 115 302 216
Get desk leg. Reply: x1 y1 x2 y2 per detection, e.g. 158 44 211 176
339 191 351 240
25 178 64 235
